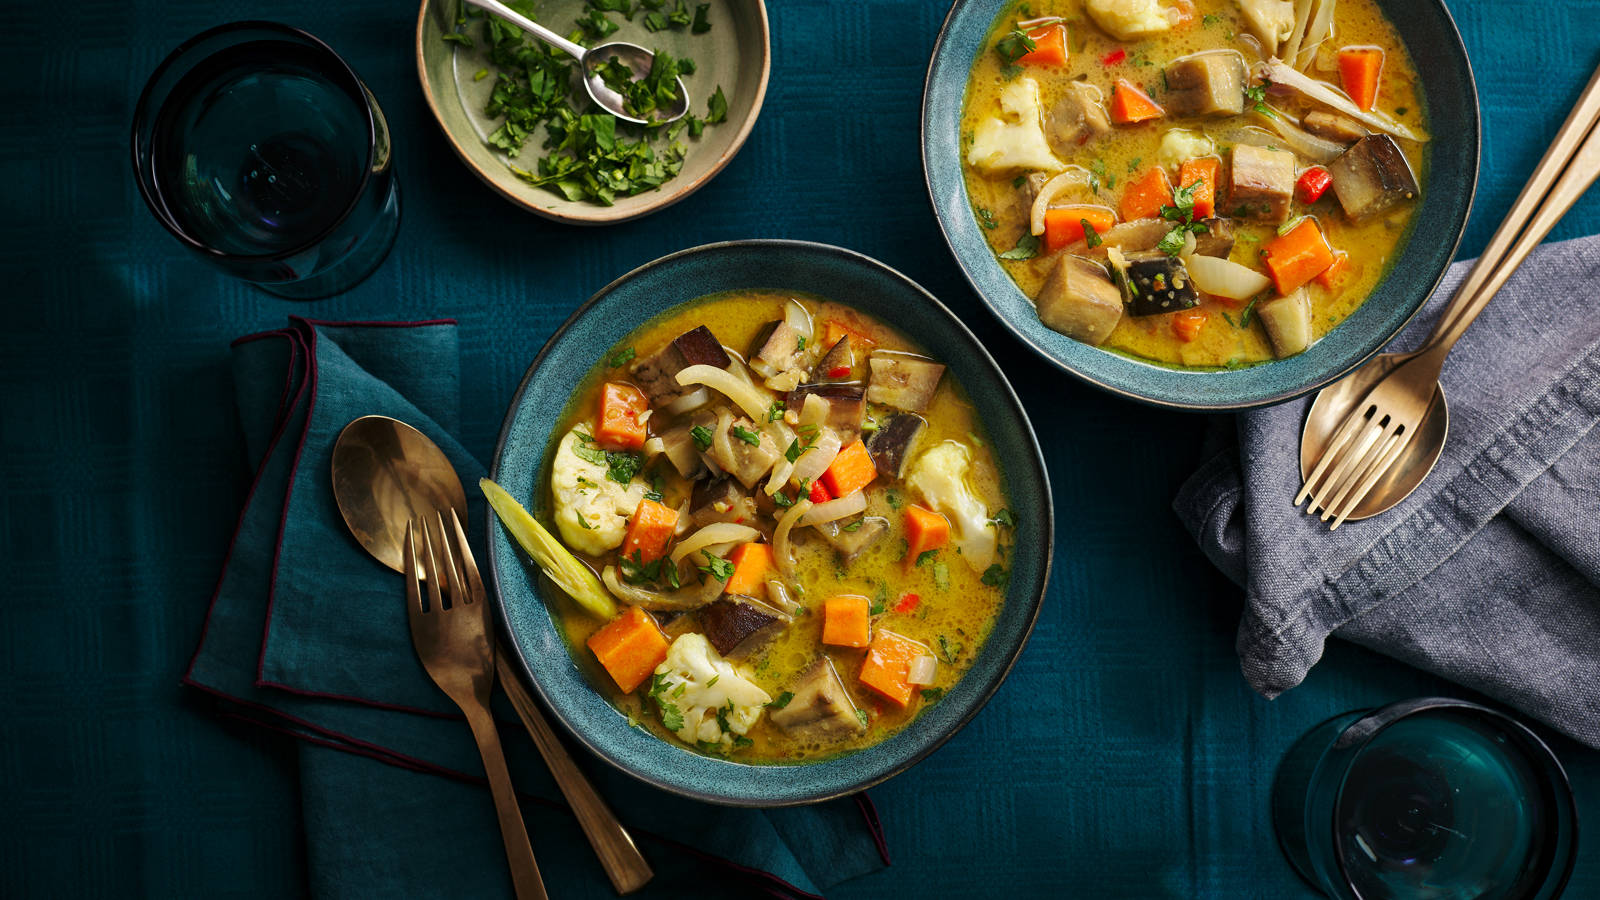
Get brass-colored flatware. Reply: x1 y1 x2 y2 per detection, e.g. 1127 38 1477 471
406 510 547 900
329 415 653 894
1296 60 1600 528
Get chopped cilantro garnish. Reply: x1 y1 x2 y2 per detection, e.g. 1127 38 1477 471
697 551 734 582
1082 219 1104 249
767 691 794 710
690 425 714 451
933 561 951 591
767 400 785 422
915 549 938 567
937 634 963 663
990 508 1016 528
920 687 946 703
981 563 1008 589
731 424 762 446
998 232 1040 260
608 346 636 367
977 207 999 230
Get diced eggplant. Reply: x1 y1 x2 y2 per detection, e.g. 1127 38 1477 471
749 320 807 376
1228 144 1297 224
786 382 867 440
700 596 790 660
1257 288 1314 357
866 413 926 479
690 477 757 529
866 352 946 413
630 326 732 404
816 515 889 564
1163 51 1246 117
1303 111 1368 145
1192 218 1236 258
711 414 781 489
657 424 705 479
811 335 856 383
1034 254 1124 345
1329 134 1420 221
1115 251 1199 317
1045 81 1111 154
769 657 866 741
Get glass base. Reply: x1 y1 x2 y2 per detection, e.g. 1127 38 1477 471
1272 712 1365 897
256 172 401 300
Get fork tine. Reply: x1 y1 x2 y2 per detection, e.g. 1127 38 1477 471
1307 415 1387 515
432 510 469 606
1321 424 1405 523
1328 426 1414 530
1313 416 1392 518
1295 402 1373 506
420 515 446 613
404 519 425 619
447 508 484 603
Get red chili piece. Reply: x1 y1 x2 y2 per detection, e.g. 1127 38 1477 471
894 593 921 614
1296 167 1333 204
1101 48 1126 66
827 365 851 379
808 480 832 503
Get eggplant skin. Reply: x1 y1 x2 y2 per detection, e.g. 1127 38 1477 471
699 597 786 659
1120 253 1199 317
866 414 926 479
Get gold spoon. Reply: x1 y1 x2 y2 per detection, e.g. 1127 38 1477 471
331 415 654 895
1299 60 1600 520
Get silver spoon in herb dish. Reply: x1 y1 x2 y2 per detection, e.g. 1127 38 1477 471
462 0 689 126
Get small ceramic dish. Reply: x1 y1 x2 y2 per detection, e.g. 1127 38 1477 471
415 0 769 224
486 240 1053 806
922 0 1479 409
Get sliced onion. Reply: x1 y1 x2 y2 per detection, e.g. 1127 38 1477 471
1262 59 1427 142
789 430 843 488
799 393 831 429
1016 14 1064 28
907 655 938 686
798 490 867 526
669 522 760 564
763 577 803 616
1186 254 1273 300
1251 107 1345 163
761 420 798 495
676 364 773 421
661 387 712 417
709 407 737 473
764 369 803 393
601 566 718 611
642 436 665 457
772 499 813 577
784 299 814 345
1029 167 1092 236
674 499 693 536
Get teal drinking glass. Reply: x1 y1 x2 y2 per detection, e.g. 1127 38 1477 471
131 22 400 299
1273 698 1578 900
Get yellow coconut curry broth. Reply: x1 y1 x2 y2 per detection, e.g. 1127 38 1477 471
961 0 1427 368
542 291 1012 762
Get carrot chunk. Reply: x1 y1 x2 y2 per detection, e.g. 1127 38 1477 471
1018 24 1068 67
1119 166 1174 222
1044 205 1117 252
586 606 669 694
859 631 931 707
1262 218 1336 295
620 498 678 566
723 542 773 597
821 318 875 351
903 505 950 567
822 595 872 648
595 382 648 450
1338 47 1384 112
820 438 877 498
1109 79 1165 125
1172 309 1208 342
1315 251 1352 290
1178 158 1220 219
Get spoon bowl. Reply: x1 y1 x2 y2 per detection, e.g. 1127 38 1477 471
330 415 467 577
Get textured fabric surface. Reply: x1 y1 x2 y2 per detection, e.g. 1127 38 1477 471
1175 237 1600 750
5 0 1600 897
184 318 886 899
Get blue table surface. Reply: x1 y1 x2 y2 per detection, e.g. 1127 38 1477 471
4 0 1599 896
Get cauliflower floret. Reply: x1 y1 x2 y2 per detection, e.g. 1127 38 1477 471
650 634 771 750
966 78 1066 175
1236 0 1294 56
906 440 996 572
549 427 647 556
1157 128 1218 172
1086 0 1174 41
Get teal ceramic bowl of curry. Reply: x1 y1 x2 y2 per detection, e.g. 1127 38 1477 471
486 240 1052 806
923 0 1479 408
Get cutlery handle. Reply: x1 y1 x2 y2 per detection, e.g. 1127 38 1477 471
496 650 655 894
465 705 550 900
461 0 586 61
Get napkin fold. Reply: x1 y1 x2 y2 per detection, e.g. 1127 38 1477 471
185 317 890 899
1174 235 1600 750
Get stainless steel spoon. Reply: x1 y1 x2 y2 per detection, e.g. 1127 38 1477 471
461 0 688 126
330 415 655 894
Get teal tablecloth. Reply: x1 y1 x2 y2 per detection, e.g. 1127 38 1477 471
4 0 1599 896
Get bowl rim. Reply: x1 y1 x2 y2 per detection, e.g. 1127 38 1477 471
413 0 772 226
485 238 1055 805
920 0 1480 410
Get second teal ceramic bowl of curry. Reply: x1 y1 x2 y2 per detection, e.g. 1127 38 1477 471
922 0 1479 410
486 240 1052 806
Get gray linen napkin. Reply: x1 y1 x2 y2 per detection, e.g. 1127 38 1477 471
1174 234 1600 749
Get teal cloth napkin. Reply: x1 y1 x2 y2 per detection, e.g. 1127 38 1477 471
184 318 890 899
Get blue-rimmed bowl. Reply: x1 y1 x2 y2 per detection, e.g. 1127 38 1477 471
922 0 1479 409
487 240 1053 806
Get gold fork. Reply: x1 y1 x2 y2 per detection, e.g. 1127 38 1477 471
1296 75 1600 529
405 511 548 900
